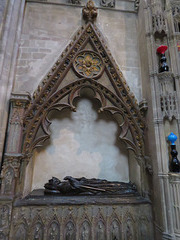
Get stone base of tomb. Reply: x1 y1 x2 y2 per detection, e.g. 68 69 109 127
2 190 154 239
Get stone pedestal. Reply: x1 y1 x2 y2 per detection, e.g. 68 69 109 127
9 191 154 240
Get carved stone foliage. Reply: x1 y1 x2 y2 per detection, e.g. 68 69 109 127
23 22 146 158
100 0 115 8
9 204 153 240
82 0 98 22
152 13 167 35
73 50 104 78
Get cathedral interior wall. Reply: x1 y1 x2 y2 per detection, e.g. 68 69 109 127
14 2 142 101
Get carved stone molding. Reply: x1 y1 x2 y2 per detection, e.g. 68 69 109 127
10 92 31 107
68 0 81 4
0 154 22 196
23 22 146 157
9 203 153 239
73 50 104 78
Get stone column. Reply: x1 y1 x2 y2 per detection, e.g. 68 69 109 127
0 93 31 197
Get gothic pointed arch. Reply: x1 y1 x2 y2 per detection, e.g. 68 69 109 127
23 5 146 158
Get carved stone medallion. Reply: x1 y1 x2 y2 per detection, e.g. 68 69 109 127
73 50 104 79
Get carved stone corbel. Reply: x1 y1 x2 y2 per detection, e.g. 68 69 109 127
0 154 22 196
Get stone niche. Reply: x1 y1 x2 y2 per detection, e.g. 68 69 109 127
31 98 129 190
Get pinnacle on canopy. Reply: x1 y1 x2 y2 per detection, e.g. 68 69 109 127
82 0 98 23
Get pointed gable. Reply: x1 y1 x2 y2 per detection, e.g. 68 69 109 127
23 9 145 157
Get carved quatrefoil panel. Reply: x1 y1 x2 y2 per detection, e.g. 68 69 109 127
73 50 104 79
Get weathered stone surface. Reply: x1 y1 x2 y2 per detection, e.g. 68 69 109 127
10 197 153 240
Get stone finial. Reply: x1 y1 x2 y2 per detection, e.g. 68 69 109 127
82 0 98 22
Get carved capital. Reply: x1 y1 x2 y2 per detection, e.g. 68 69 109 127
10 92 31 108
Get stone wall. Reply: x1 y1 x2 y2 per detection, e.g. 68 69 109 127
14 2 142 101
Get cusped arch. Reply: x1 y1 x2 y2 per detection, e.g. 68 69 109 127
23 79 144 157
23 21 146 159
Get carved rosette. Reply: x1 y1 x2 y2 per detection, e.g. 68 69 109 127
73 50 104 78
0 154 22 195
